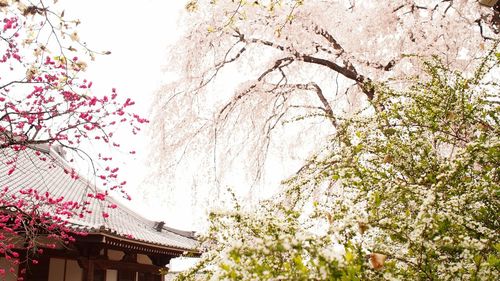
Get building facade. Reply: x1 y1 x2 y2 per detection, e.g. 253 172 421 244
0 145 199 281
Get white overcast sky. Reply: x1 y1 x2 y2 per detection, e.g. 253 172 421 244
60 0 197 230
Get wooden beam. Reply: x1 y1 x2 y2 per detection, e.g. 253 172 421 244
93 259 162 273
148 255 174 267
76 233 198 257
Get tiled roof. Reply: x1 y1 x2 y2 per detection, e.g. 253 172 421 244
0 145 198 253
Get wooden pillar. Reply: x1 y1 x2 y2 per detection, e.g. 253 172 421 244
82 259 94 281
77 241 101 281
88 260 95 281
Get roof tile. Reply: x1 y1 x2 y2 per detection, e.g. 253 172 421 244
0 146 198 252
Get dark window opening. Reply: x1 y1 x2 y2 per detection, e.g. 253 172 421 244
118 270 135 281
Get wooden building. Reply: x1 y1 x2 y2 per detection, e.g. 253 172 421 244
0 145 199 281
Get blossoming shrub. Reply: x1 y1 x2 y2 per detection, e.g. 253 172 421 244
177 49 500 280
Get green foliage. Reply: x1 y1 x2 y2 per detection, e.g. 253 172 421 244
177 49 500 280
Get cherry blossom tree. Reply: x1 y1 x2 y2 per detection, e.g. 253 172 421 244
151 0 499 199
151 0 499 280
0 0 145 277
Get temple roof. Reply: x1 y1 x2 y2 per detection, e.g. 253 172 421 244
0 145 199 253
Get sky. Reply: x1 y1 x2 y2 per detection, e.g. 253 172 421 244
60 0 197 230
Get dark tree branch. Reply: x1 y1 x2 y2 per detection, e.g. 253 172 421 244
298 55 375 101
258 57 294 81
295 83 337 127
475 19 495 40
241 35 376 101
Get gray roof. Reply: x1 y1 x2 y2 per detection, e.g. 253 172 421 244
0 145 198 253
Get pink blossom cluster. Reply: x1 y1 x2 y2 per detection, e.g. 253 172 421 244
0 1 147 278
